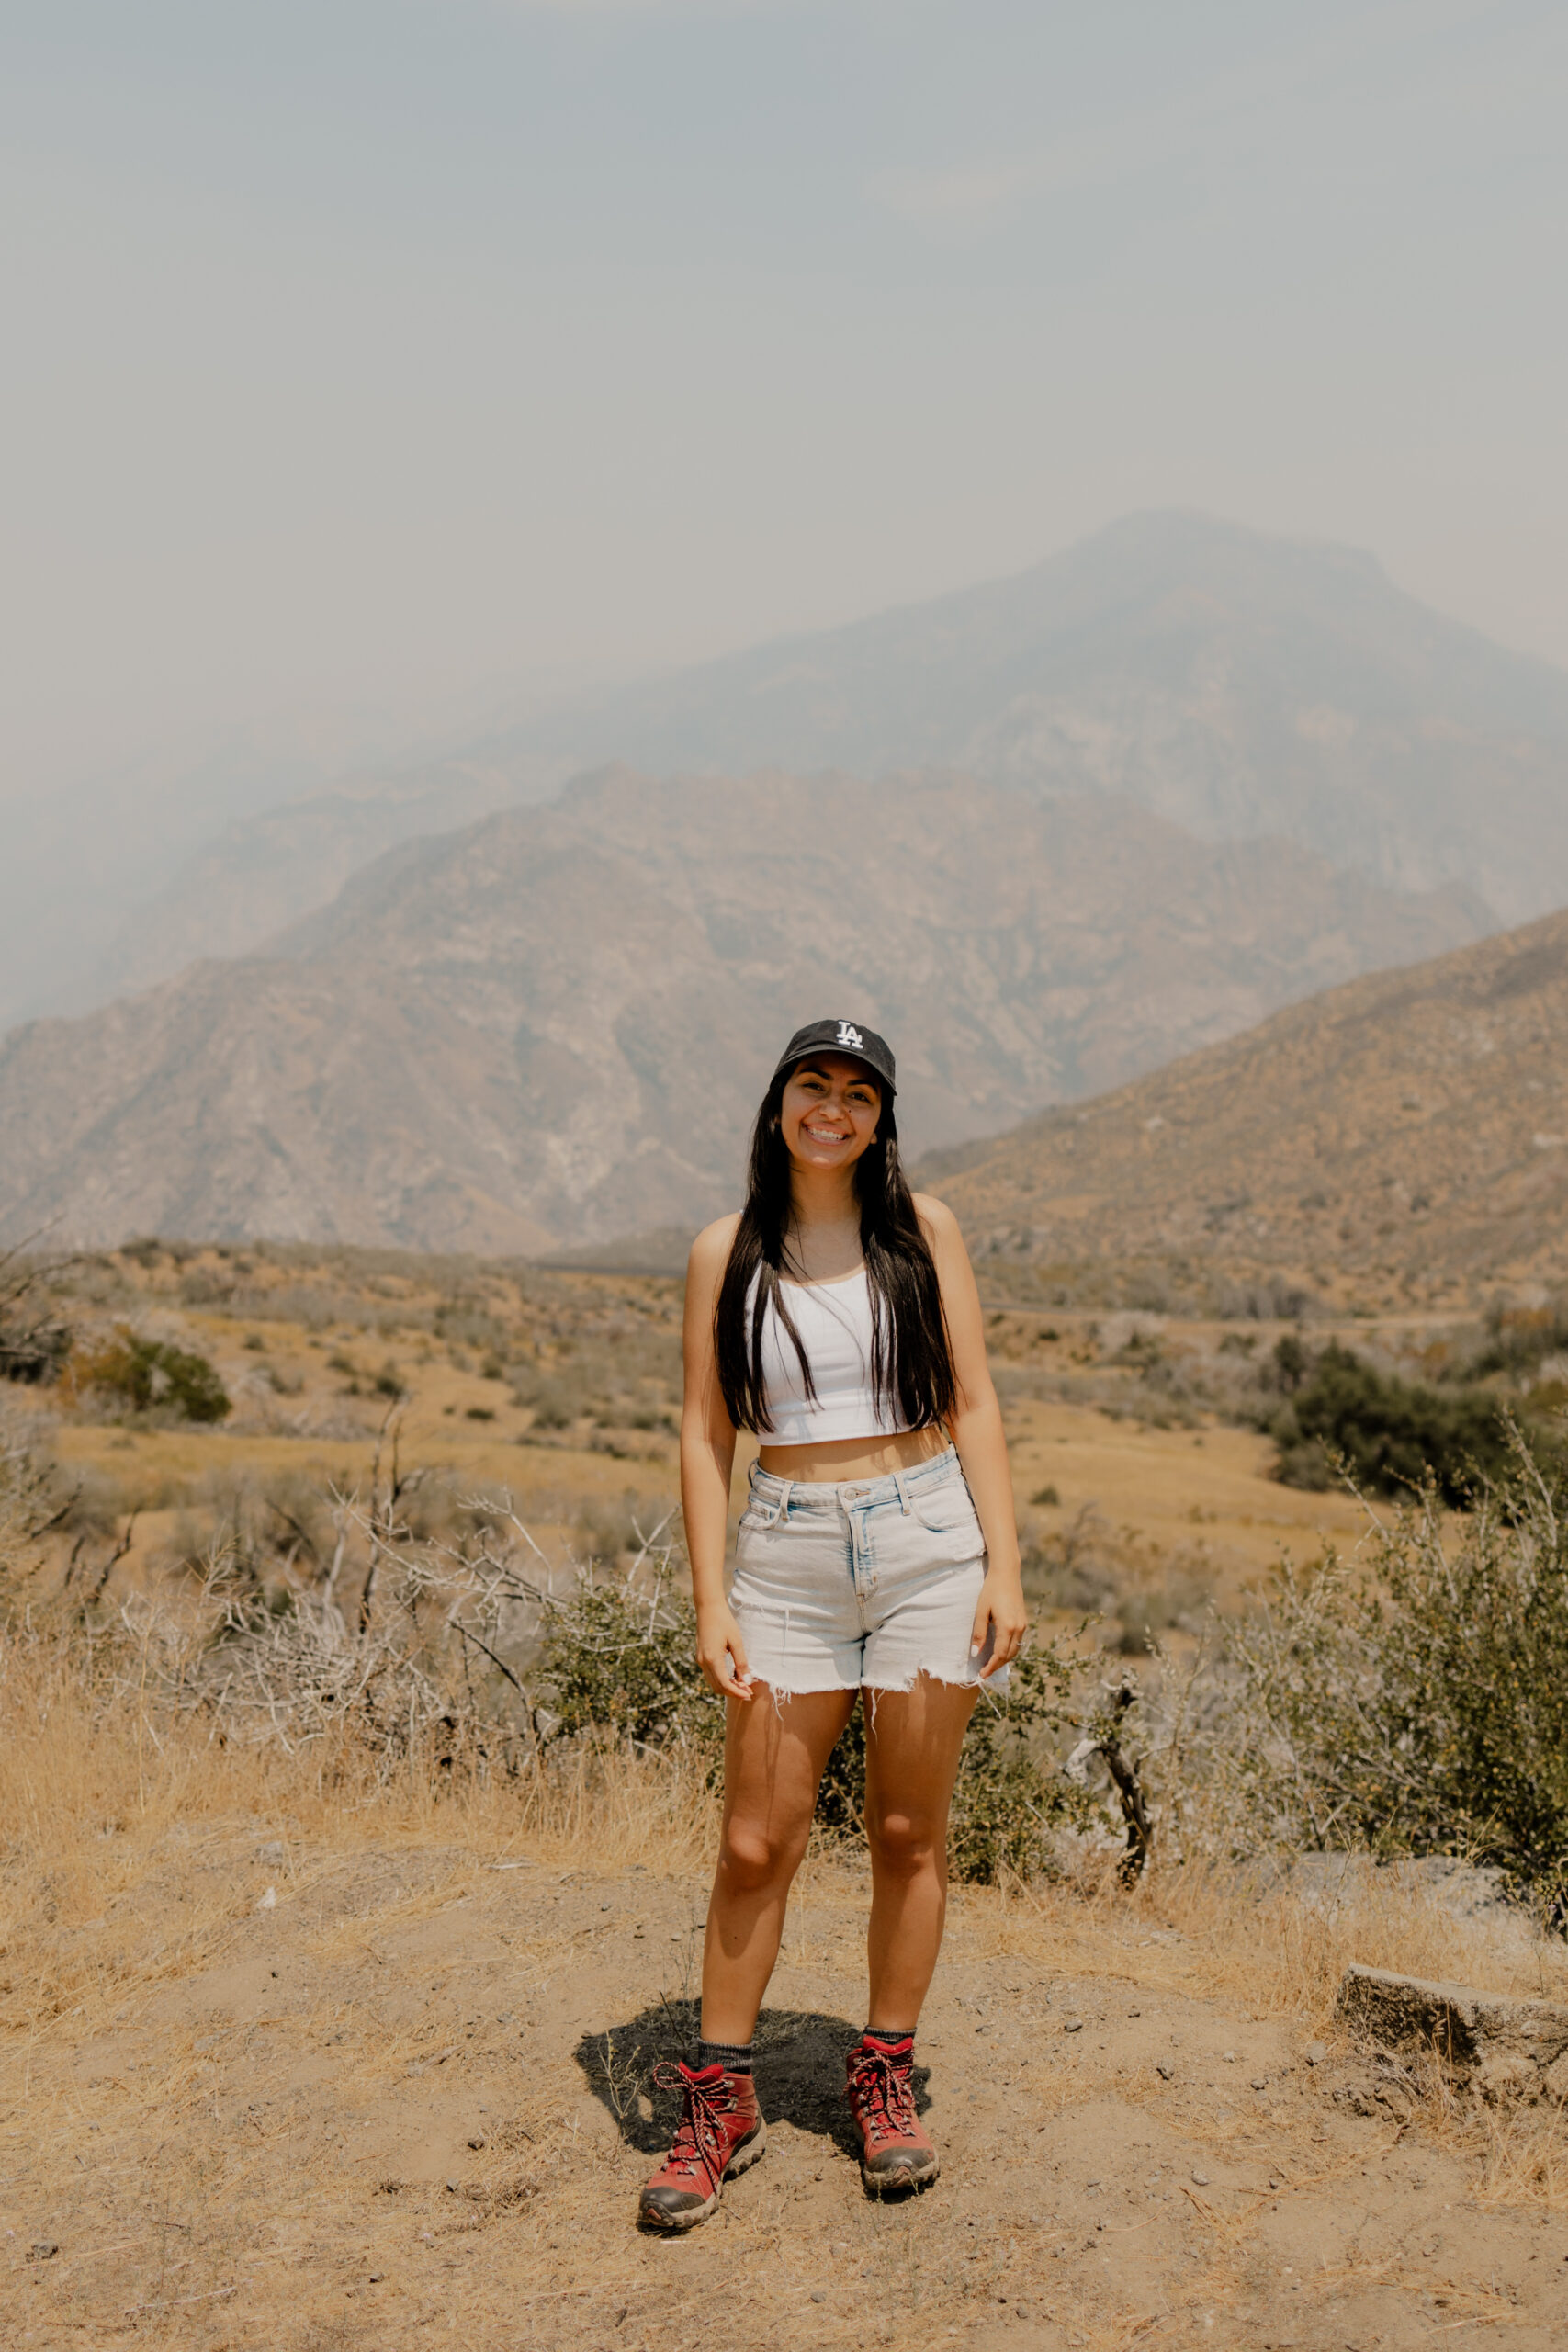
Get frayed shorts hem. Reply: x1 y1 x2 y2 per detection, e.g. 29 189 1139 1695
742 1663 998 1702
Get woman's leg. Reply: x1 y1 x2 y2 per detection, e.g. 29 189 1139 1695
701 1684 856 2043
862 1675 977 2029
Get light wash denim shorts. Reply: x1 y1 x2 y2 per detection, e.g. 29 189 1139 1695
728 1446 1005 1697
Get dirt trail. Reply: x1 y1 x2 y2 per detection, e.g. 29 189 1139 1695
6 1843 1566 2351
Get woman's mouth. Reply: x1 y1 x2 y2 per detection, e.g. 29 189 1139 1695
802 1122 850 1144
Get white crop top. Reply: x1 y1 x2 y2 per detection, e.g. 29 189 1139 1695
744 1265 914 1444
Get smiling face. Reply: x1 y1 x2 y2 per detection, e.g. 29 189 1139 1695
778 1054 883 1176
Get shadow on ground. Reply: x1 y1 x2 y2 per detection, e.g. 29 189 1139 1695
572 2002 932 2158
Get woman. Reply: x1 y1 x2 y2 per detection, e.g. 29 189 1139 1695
637 1019 1028 2231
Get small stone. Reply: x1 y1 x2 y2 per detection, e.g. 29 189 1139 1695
809 2290 826 2303
1223 2049 1235 2063
1063 2018 1083 2034
28 2243 59 2261
1251 2077 1267 2090
1191 2170 1210 2186
446 2177 459 2192
1156 2063 1174 2080
1303 2041 1327 2065
255 1885 277 1912
468 2134 486 2149
367 2273 386 2284
1128 2007 1141 2017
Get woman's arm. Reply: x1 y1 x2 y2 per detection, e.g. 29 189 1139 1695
680 1216 753 1701
915 1193 1028 1679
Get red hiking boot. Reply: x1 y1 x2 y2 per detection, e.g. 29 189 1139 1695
844 2034 939 2197
637 2062 766 2231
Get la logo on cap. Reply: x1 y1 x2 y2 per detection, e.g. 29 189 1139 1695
836 1021 863 1049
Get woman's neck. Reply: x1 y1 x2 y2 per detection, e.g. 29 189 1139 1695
788 1164 859 1230
783 1171 862 1283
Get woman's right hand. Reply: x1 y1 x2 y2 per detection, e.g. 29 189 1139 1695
696 1603 754 1702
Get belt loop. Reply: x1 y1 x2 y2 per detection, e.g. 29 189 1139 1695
894 1469 911 1516
775 1477 793 1524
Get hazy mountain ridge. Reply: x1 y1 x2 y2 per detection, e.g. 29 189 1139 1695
923 908 1568 1307
0 768 1485 1253
50 511 1568 1012
88 762 521 1001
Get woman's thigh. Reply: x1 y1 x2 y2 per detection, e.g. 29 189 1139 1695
862 1675 977 1837
720 1684 857 1850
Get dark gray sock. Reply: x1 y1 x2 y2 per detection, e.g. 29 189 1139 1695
696 2037 754 2075
863 2027 915 2052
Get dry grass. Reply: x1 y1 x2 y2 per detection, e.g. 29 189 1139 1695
4 1640 1568 2349
0 1626 718 2032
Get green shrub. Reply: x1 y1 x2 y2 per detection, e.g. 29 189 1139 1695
536 1577 722 1754
1205 1433 1568 1916
1265 1340 1508 1504
945 1641 1097 1882
73 1329 230 1423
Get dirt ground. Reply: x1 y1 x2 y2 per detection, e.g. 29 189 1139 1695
6 1833 1567 2352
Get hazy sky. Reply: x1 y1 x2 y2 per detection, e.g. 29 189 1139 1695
4 0 1565 800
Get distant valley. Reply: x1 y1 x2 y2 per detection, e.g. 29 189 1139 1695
0 769 1483 1254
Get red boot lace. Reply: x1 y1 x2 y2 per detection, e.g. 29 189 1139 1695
851 2046 918 2142
652 2064 732 2190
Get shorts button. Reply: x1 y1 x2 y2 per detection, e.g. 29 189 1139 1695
843 1486 863 1498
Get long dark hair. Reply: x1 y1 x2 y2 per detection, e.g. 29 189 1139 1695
714 1067 958 1435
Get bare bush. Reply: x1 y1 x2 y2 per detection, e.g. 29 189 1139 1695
0 1238 72 1385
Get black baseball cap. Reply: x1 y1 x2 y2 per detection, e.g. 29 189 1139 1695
773 1019 896 1096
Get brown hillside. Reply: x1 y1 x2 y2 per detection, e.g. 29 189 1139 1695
0 768 1482 1254
923 909 1568 1310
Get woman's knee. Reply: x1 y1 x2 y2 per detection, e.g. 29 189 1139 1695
866 1808 942 1881
717 1815 806 1895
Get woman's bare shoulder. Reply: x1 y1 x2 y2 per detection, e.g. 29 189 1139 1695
910 1191 962 1244
688 1213 743 1276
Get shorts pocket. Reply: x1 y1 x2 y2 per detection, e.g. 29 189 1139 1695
910 1479 985 1556
734 1509 778 1564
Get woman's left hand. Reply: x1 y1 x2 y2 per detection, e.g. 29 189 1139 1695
970 1566 1028 1680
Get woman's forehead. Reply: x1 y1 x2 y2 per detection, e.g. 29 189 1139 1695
789 1053 880 1091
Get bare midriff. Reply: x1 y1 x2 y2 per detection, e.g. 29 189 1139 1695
755 1425 951 1483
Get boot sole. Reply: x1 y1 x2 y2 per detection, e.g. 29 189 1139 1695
637 2120 767 2232
861 2152 940 2199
